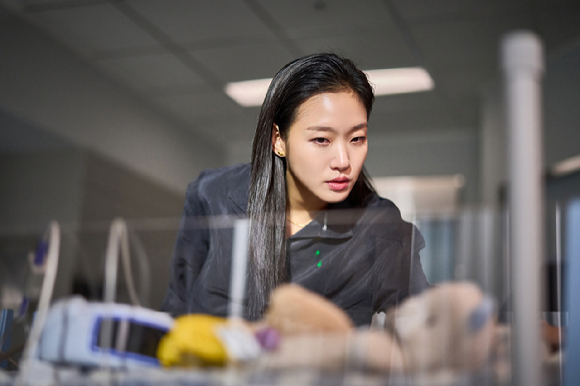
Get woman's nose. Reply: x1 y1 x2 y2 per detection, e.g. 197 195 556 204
329 143 350 170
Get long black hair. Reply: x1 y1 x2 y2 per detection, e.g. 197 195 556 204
246 53 376 320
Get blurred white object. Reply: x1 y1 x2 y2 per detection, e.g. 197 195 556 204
502 30 544 386
549 154 580 177
37 297 173 368
228 218 250 320
366 67 434 96
104 218 142 307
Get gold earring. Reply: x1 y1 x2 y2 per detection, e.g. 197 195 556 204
274 124 283 157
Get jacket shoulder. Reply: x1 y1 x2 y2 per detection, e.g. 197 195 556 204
365 193 401 215
363 195 418 239
185 163 250 214
188 163 250 191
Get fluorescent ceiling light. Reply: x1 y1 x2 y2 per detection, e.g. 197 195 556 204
550 154 580 177
365 67 434 96
224 78 272 107
225 67 434 107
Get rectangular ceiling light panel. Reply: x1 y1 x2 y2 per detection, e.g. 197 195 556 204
365 67 434 96
224 78 272 107
225 67 433 107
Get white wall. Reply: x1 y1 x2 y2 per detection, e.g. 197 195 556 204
0 10 223 195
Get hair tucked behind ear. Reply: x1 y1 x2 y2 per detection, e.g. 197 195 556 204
246 53 376 320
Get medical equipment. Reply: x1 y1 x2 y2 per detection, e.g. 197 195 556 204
31 218 170 369
37 297 172 368
14 218 171 386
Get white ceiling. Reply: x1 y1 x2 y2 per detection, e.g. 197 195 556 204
3 0 580 145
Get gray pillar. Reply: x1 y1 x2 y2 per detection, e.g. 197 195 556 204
501 31 544 386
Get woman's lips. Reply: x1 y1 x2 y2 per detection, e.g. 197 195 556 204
327 178 350 191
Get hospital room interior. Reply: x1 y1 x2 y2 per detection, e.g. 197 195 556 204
1 0 580 385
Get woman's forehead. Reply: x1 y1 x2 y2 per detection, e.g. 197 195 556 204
292 92 367 126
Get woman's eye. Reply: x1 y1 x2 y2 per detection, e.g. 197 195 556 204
352 136 366 143
312 138 330 145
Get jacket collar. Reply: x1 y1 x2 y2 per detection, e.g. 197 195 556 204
289 206 362 240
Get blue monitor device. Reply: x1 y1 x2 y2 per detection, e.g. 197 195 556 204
37 297 173 368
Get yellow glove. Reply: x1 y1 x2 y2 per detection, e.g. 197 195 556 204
157 314 229 367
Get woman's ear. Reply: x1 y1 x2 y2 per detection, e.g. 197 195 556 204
272 124 286 157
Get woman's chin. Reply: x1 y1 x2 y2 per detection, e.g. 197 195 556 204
320 189 351 204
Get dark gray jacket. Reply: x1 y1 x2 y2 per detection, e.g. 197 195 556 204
161 163 429 326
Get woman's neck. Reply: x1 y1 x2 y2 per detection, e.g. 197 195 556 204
285 169 327 236
287 207 320 226
286 195 327 237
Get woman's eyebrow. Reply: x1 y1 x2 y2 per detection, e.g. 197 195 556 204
305 126 335 133
349 123 368 132
305 123 368 133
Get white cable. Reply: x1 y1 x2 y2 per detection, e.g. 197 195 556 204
101 218 141 355
103 218 140 306
16 221 60 386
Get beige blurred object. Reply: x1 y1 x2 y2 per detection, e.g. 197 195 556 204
263 283 354 335
258 282 497 375
347 330 406 372
257 330 405 373
385 281 497 372
256 332 349 371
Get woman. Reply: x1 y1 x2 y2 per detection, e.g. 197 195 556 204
161 53 429 326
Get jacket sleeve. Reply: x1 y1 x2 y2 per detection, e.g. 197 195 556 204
160 171 210 317
372 225 430 313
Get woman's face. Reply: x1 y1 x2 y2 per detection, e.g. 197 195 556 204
273 91 368 210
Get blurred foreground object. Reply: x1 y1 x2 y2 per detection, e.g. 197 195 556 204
157 315 260 367
259 282 496 374
159 282 498 376
263 284 353 335
502 30 545 386
38 297 173 368
385 282 496 372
